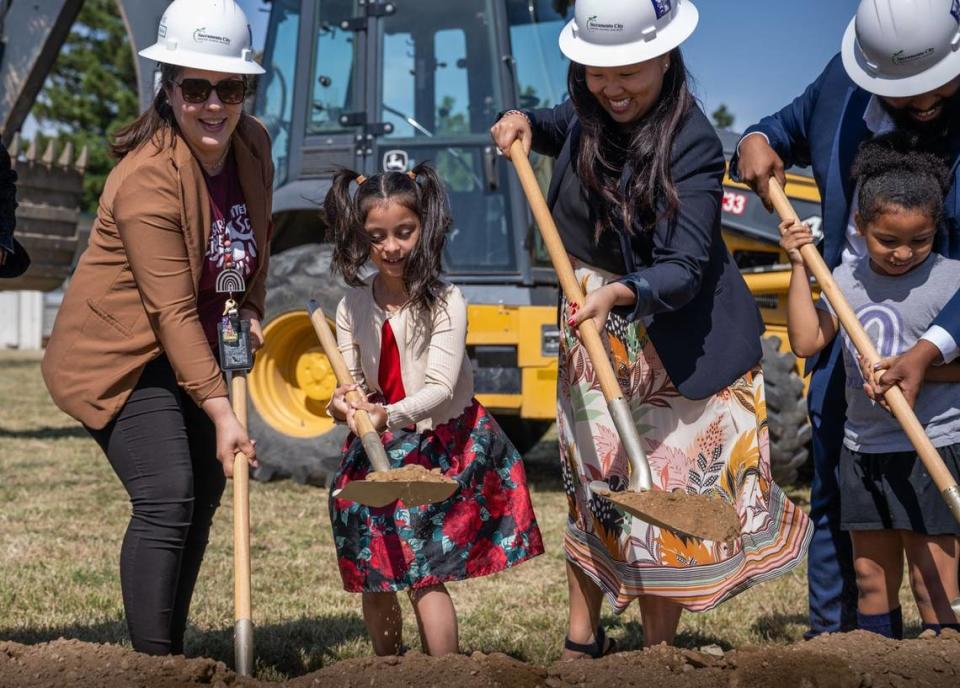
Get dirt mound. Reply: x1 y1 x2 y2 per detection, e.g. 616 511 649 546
2 630 959 687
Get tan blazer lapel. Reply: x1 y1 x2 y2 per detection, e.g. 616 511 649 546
172 140 210 284
233 125 269 270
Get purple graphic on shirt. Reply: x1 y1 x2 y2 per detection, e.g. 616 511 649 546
843 303 903 388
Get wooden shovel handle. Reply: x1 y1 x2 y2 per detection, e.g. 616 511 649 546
768 178 959 495
231 372 251 622
308 304 391 472
510 140 623 403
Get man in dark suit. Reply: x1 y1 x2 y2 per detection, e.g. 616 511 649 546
0 141 29 279
732 0 960 638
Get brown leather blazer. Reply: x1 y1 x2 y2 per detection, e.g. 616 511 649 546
42 115 273 429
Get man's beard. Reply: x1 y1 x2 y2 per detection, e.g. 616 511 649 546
880 90 960 149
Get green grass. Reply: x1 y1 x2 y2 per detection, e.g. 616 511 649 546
0 351 924 680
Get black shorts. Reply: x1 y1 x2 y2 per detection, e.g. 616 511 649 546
840 443 960 536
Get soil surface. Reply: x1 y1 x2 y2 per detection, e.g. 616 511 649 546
3 630 959 687
599 489 741 543
367 465 453 484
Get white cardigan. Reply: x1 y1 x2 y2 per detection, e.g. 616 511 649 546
334 278 475 431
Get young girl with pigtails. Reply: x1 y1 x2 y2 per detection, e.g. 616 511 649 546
322 163 544 656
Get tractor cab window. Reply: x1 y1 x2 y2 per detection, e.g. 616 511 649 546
505 0 571 111
505 0 571 267
380 0 500 138
309 0 358 134
254 0 302 187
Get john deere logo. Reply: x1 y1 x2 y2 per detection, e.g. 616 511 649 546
193 27 231 46
586 15 624 32
892 47 935 66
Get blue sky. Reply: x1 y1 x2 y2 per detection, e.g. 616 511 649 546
239 0 860 133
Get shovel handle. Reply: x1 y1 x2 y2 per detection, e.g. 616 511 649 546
509 140 622 403
510 141 652 490
768 178 960 509
230 372 253 674
308 303 392 473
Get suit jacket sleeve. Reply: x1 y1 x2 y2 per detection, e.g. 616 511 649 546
114 164 228 405
730 55 839 178
931 293 960 360
615 122 725 321
526 100 577 158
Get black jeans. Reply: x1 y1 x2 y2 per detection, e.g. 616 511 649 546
88 356 225 655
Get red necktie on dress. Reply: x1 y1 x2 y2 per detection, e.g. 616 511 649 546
378 320 407 404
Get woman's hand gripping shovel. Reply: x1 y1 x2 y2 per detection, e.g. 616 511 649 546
307 300 458 507
508 140 739 543
768 178 960 614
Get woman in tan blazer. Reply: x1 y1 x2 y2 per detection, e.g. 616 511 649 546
42 0 271 656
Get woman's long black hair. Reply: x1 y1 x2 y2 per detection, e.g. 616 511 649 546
324 162 452 312
568 49 694 239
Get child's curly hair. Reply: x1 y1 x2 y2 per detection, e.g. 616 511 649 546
853 132 950 227
324 162 452 313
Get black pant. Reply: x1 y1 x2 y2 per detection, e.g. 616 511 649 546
88 356 225 655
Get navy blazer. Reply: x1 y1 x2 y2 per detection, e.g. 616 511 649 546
527 100 764 399
730 53 960 347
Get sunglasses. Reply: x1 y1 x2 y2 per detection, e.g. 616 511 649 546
173 78 247 105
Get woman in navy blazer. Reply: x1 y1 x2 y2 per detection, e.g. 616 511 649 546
491 0 810 657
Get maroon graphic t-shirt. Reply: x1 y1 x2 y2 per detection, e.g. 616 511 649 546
197 156 259 344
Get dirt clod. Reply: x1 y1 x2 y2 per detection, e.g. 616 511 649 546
600 488 741 542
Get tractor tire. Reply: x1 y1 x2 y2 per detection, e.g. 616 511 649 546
761 335 812 486
249 243 349 487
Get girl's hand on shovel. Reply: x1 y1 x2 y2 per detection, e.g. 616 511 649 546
216 415 258 478
567 283 634 337
346 399 388 435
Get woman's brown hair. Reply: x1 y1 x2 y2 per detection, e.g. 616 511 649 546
568 49 694 239
110 63 182 159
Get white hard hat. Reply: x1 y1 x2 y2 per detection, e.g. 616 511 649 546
139 0 265 75
842 0 960 97
558 0 699 67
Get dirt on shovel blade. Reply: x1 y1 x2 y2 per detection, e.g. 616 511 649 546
366 464 456 484
600 488 740 543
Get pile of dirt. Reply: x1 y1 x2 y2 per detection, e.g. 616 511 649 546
366 465 453 484
2 630 959 687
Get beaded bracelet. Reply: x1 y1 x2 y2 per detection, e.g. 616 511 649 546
502 109 531 125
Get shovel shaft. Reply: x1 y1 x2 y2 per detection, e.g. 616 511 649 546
769 178 960 508
230 372 253 675
308 304 392 472
510 140 651 486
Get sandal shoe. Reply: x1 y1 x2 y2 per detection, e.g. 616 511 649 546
563 625 617 659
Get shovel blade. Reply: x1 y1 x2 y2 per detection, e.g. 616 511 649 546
594 486 740 543
333 478 458 508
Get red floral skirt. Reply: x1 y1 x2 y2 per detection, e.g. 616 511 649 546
330 399 544 592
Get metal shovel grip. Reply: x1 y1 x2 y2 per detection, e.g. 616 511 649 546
769 178 960 524
307 301 392 473
509 140 652 490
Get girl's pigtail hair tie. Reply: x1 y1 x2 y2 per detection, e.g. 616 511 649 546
355 175 367 186
407 170 417 181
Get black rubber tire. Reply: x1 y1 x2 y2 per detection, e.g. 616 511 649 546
761 335 812 486
495 417 554 456
249 243 348 487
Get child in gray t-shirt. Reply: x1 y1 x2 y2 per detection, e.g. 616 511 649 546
782 132 960 639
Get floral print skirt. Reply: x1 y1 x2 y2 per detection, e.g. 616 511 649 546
558 262 812 613
330 399 544 592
